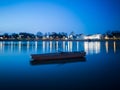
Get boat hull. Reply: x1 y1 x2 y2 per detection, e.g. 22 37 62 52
30 57 86 65
31 52 86 61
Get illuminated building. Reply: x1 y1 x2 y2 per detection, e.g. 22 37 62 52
84 34 102 40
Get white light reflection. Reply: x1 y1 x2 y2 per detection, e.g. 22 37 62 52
89 42 94 54
84 41 100 54
94 42 100 54
50 41 52 52
3 42 5 52
77 41 79 51
0 42 3 52
65 43 67 51
2 41 5 52
68 41 69 51
63 41 65 51
70 41 72 52
105 41 108 53
18 41 21 52
113 41 116 53
84 42 89 54
27 41 29 52
68 41 72 52
47 41 49 51
35 41 38 52
11 41 13 52
43 41 45 53
56 41 58 51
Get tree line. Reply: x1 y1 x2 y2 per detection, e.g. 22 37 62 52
0 32 68 40
0 30 120 40
105 30 120 38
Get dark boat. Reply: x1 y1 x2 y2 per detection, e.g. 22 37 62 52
30 57 86 65
31 51 86 61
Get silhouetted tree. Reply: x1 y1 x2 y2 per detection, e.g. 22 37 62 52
3 33 10 39
12 33 19 39
19 32 35 40
36 32 43 39
111 30 120 38
105 30 113 38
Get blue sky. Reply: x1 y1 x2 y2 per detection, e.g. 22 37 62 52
0 0 120 34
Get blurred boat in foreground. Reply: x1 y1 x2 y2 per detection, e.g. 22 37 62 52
31 51 86 65
31 51 86 60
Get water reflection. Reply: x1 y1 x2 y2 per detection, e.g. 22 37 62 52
27 41 29 47
42 41 45 53
113 41 116 53
84 41 100 54
105 41 108 53
77 41 79 51
27 41 29 49
68 41 72 52
0 41 119 54
50 41 52 52
47 41 49 52
11 41 13 52
105 41 117 53
18 41 21 52
0 42 3 52
56 41 58 51
63 41 65 51
35 41 38 52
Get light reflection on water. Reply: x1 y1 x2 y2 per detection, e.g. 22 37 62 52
84 41 100 54
114 41 116 53
0 41 118 54
105 41 108 53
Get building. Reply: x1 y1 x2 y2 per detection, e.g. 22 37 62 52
76 34 85 40
84 34 102 40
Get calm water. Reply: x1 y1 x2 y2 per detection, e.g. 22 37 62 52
0 41 120 90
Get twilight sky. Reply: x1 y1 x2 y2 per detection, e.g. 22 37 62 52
0 0 120 34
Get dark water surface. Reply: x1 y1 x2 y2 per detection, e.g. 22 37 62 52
0 41 120 90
